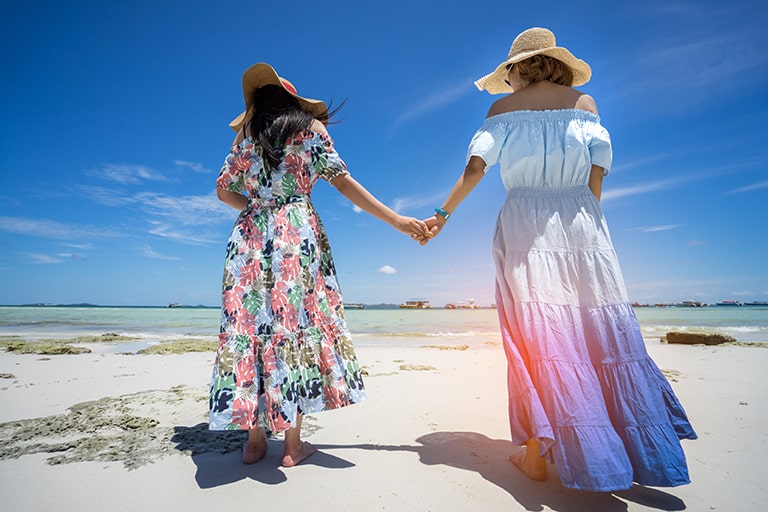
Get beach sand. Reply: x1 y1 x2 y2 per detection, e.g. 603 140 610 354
0 339 766 511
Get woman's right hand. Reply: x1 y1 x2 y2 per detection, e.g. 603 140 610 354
392 215 431 243
419 215 446 245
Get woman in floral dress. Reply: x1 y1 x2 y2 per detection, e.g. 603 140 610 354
209 63 429 466
421 29 696 491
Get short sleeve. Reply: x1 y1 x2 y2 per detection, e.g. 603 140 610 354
312 132 349 182
466 119 507 173
216 142 247 192
588 122 612 175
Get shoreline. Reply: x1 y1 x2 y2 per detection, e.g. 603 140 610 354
2 329 766 358
2 306 767 347
1 339 767 511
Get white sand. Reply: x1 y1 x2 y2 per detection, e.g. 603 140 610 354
0 340 766 511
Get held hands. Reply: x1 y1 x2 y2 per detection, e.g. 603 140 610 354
392 215 432 243
418 215 446 245
390 213 445 245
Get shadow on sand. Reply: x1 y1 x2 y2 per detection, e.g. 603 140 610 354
170 423 354 488
172 425 686 511
407 431 687 512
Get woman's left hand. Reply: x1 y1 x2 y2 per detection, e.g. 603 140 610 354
393 216 431 243
418 215 445 245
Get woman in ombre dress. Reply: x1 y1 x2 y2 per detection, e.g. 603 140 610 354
422 28 696 491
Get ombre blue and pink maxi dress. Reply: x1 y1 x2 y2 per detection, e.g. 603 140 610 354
468 109 696 491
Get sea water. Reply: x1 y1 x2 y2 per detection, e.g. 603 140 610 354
0 305 766 352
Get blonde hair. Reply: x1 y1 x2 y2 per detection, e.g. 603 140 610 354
514 55 575 86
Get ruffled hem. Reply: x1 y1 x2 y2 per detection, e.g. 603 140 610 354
549 425 633 491
209 322 366 432
497 289 695 491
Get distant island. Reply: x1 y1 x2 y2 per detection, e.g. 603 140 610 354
10 303 218 309
5 300 765 310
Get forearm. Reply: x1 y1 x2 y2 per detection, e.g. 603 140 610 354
438 156 486 219
419 158 485 243
332 175 400 226
588 164 604 201
217 188 249 210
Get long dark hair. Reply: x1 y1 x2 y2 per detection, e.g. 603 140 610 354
244 84 343 169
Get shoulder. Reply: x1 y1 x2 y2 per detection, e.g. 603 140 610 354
486 95 517 118
310 119 329 135
575 93 599 115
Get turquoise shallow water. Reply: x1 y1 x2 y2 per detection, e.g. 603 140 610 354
0 305 766 348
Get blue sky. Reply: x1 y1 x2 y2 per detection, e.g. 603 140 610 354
1 0 766 307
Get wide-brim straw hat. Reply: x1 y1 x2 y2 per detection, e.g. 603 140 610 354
228 62 328 132
474 27 592 94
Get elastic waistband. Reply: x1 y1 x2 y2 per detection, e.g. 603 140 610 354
506 185 591 198
247 195 310 210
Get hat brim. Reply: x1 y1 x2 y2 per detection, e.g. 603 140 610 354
229 62 328 132
474 47 592 94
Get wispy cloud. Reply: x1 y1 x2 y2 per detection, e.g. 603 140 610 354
81 186 234 225
378 265 397 275
147 222 220 245
76 185 137 207
57 253 86 260
391 191 448 214
392 80 473 131
637 33 763 93
729 180 768 194
75 184 234 245
61 242 94 250
610 153 677 175
335 192 437 217
609 11 766 112
601 179 676 201
141 245 181 260
174 160 211 174
90 164 169 184
605 157 766 202
134 191 235 226
0 216 121 240
24 253 63 264
629 224 681 233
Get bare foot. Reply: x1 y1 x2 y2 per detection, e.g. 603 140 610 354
281 441 317 467
509 449 548 481
242 441 267 465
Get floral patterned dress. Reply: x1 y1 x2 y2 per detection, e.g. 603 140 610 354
209 129 366 433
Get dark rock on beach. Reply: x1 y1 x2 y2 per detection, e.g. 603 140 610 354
663 332 738 346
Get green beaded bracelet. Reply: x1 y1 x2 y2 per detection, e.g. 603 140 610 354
435 207 450 220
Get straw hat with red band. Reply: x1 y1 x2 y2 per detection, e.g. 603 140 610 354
474 27 592 94
228 62 328 133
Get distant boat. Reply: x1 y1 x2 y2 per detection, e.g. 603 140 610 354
167 302 181 308
715 300 742 306
445 299 480 309
399 299 432 309
744 301 768 306
679 300 704 307
345 303 366 310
